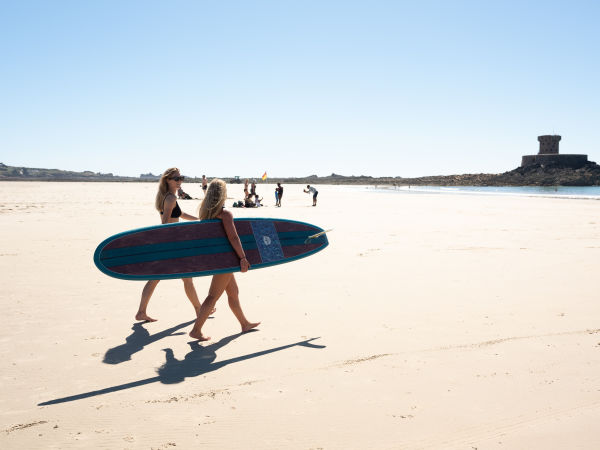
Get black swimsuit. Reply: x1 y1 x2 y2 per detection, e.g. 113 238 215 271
161 201 182 218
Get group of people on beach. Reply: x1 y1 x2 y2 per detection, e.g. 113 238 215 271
175 175 317 209
135 169 320 340
234 179 285 208
235 179 263 208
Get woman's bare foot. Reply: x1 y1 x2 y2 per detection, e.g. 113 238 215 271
189 329 210 341
241 322 260 333
135 312 157 322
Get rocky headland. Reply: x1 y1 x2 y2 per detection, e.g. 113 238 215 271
385 160 600 187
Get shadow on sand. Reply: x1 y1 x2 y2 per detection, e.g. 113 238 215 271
103 320 196 364
39 335 325 406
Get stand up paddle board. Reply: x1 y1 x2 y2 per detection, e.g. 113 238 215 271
94 218 329 281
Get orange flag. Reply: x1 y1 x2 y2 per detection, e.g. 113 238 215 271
261 172 267 181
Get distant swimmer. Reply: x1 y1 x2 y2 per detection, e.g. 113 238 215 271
303 184 318 206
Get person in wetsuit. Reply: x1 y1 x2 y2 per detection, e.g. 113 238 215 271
135 168 205 323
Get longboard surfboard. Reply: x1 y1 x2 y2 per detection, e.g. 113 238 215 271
94 218 329 281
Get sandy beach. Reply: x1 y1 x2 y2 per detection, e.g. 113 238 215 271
1 181 599 449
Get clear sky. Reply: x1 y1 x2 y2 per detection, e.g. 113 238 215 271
1 0 599 178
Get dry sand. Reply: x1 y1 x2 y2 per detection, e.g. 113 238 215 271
1 181 599 449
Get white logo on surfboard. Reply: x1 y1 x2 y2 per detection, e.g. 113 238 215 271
263 236 272 246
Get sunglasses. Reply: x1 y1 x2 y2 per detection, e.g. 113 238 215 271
168 176 185 182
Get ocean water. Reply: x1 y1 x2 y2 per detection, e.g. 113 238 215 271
365 185 600 200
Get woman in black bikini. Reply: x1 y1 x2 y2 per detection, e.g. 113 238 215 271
135 168 203 322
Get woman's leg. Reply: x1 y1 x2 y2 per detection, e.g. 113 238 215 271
189 273 232 341
225 275 260 333
182 278 216 317
136 280 160 321
181 278 202 316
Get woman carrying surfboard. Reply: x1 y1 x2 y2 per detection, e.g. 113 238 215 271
135 168 203 323
189 179 260 341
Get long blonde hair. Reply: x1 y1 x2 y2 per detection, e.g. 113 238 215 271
198 178 227 220
154 167 179 212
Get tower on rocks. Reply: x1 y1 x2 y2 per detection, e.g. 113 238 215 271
521 135 587 168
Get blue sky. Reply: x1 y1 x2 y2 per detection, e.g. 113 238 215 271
1 0 599 178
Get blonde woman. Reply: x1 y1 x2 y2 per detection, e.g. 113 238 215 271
135 168 203 322
189 179 260 341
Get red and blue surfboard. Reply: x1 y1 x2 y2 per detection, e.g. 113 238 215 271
94 218 329 280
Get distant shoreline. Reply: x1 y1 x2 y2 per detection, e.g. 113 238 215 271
2 162 600 186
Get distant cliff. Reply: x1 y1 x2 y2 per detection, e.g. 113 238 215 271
2 161 600 186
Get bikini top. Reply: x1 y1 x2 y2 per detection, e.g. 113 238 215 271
160 200 182 218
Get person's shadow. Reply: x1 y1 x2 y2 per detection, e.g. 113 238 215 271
39 335 325 406
103 320 195 364
157 333 324 383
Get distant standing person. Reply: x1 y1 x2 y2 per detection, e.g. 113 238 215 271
303 184 318 206
136 168 205 322
276 183 283 207
201 175 208 196
244 179 249 198
250 181 257 197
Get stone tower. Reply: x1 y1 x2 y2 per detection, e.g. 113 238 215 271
537 135 561 154
521 135 587 168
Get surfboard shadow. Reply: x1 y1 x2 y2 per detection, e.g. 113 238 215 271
39 336 325 406
103 320 196 365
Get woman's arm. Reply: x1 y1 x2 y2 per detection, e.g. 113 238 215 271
181 212 198 221
220 210 250 272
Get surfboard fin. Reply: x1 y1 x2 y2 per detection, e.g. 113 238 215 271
298 337 326 349
304 229 333 244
